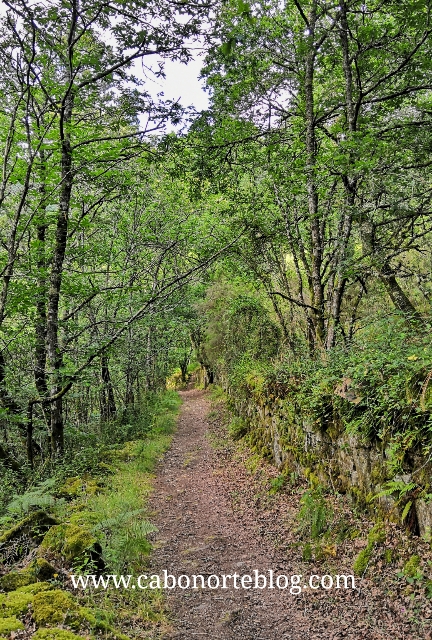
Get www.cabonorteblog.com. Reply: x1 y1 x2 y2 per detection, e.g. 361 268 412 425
71 571 356 594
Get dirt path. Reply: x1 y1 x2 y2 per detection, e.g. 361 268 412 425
148 389 299 639
147 389 430 640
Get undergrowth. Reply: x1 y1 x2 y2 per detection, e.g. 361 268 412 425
0 390 181 639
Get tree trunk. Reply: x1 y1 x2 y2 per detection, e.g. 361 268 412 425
145 326 153 391
35 151 48 399
337 0 422 328
379 262 423 321
179 356 189 383
326 0 356 349
100 354 116 421
304 2 325 346
46 87 75 457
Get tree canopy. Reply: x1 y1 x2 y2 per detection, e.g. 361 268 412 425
0 0 432 502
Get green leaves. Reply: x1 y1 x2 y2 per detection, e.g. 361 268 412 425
220 38 236 58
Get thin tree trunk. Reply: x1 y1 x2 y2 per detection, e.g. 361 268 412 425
379 262 423 320
100 354 116 420
304 2 325 346
337 1 422 326
46 85 75 457
326 0 355 349
125 368 135 406
35 150 48 399
145 326 153 391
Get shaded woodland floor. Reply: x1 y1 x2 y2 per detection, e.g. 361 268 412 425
147 389 432 640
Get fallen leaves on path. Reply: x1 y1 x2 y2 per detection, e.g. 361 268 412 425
146 389 432 640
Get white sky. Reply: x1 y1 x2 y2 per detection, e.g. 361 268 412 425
140 56 210 114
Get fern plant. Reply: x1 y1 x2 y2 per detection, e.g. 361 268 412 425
372 480 419 523
4 478 58 518
104 520 158 572
298 488 331 540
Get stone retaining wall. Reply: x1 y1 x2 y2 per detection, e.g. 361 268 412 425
218 378 432 538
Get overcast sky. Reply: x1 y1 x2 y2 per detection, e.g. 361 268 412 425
143 56 210 113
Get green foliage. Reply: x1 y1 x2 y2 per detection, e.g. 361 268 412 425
32 590 80 627
72 390 180 574
228 416 249 441
3 480 58 519
0 468 22 521
268 473 288 495
353 524 387 575
205 307 432 489
367 524 386 545
198 283 280 396
209 385 227 401
374 481 418 502
0 583 52 617
40 524 97 563
302 542 313 562
0 559 55 592
384 548 393 564
298 488 331 540
33 631 87 640
0 391 178 638
403 554 421 578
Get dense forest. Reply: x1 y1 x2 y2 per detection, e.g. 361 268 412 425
1 0 432 636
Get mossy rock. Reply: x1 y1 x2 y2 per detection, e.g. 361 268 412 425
0 558 56 592
0 589 33 617
0 616 24 635
33 589 81 627
33 630 88 640
40 523 97 562
0 510 58 545
0 581 52 617
33 592 130 640
15 581 53 595
33 558 57 580
58 476 103 499
0 570 36 591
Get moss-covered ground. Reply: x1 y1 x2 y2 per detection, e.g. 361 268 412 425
0 391 181 639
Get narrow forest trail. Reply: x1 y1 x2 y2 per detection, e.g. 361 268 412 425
147 388 296 639
147 389 427 640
